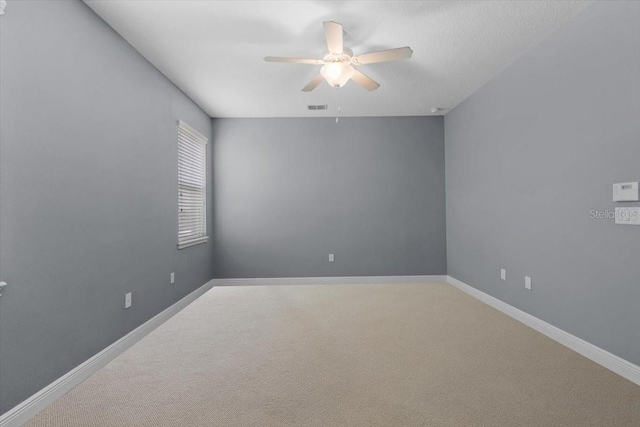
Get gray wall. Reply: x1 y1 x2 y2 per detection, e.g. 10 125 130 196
445 1 640 365
212 117 446 278
0 0 213 413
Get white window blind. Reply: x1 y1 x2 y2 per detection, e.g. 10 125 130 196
177 120 208 249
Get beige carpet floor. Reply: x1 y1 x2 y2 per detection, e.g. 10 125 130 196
27 283 639 426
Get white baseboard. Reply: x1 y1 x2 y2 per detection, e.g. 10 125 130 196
213 275 449 287
0 280 215 427
447 275 640 386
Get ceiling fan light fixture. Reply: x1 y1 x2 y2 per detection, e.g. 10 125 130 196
321 62 354 88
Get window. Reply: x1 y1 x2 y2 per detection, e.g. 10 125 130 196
177 120 208 249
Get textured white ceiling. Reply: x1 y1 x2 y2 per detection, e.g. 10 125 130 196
84 0 593 118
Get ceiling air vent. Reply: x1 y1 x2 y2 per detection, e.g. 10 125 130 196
308 104 328 111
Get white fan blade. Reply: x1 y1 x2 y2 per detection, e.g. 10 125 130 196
302 74 325 92
351 69 380 91
323 21 343 54
264 56 323 65
352 47 413 65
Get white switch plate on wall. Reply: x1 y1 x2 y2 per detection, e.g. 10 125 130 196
525 276 532 290
329 254 335 262
500 269 506 280
125 292 132 309
170 272 175 284
614 207 640 225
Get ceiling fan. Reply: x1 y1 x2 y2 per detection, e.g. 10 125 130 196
264 21 413 92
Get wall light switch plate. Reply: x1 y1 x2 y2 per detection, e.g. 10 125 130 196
500 269 506 280
615 207 640 225
329 254 335 262
525 276 532 290
170 272 175 284
125 292 132 309
613 182 639 202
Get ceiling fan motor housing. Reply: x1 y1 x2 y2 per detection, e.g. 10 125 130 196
323 47 354 63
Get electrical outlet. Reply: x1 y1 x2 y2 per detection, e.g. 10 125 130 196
525 276 532 291
170 272 175 284
329 254 335 262
125 292 132 309
500 269 506 280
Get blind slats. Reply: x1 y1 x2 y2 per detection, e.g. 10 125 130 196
178 153 206 166
177 121 208 249
178 151 205 165
178 170 205 182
